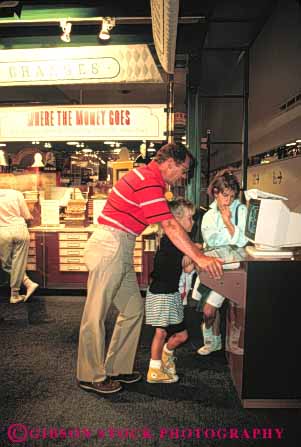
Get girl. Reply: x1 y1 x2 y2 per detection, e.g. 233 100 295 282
145 198 196 383
197 169 248 355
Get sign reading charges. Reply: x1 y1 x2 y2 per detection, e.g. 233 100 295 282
0 105 166 141
0 45 163 86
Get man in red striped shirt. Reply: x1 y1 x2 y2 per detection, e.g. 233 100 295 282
77 143 223 395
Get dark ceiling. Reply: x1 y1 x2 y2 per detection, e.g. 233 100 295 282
0 0 277 52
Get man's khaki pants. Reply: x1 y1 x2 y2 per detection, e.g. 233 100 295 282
77 225 144 383
0 224 29 291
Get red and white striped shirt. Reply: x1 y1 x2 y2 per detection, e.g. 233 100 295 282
98 161 173 235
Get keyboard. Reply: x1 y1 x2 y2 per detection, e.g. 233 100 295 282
223 262 240 270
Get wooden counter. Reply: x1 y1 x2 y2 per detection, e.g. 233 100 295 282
199 255 301 408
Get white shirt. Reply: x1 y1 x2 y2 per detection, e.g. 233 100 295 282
0 189 31 226
201 199 248 248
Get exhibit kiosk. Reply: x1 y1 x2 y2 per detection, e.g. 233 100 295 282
198 194 301 408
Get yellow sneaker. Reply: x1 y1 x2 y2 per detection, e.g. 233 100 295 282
10 295 25 304
147 367 178 384
162 349 176 375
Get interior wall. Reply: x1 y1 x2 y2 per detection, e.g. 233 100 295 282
247 157 301 211
248 0 301 155
202 0 300 170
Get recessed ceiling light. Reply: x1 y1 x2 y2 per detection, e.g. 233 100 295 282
67 141 79 145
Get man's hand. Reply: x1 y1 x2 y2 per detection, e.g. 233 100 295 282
161 217 223 278
195 255 224 279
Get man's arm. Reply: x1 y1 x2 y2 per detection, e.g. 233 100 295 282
17 191 33 220
161 217 223 279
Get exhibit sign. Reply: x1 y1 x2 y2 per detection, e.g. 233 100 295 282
0 45 163 86
0 104 167 141
40 200 60 226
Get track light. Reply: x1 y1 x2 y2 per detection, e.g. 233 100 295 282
60 19 72 43
99 17 115 40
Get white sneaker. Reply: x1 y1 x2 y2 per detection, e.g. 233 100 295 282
10 295 26 304
23 281 39 302
197 330 222 355
197 335 222 355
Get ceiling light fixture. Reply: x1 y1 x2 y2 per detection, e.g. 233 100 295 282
60 19 72 43
32 152 45 168
99 17 115 41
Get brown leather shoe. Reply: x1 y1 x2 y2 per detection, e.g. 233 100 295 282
79 378 122 394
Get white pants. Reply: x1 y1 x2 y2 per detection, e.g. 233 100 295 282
192 276 225 308
0 223 29 291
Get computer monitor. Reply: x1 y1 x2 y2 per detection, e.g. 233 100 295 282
245 198 301 258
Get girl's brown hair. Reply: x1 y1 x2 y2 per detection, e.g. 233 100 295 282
207 169 240 199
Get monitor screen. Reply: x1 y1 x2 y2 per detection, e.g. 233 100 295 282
245 199 260 241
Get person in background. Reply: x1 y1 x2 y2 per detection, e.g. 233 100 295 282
134 142 151 165
145 198 196 383
77 143 224 395
0 188 39 303
196 169 248 355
